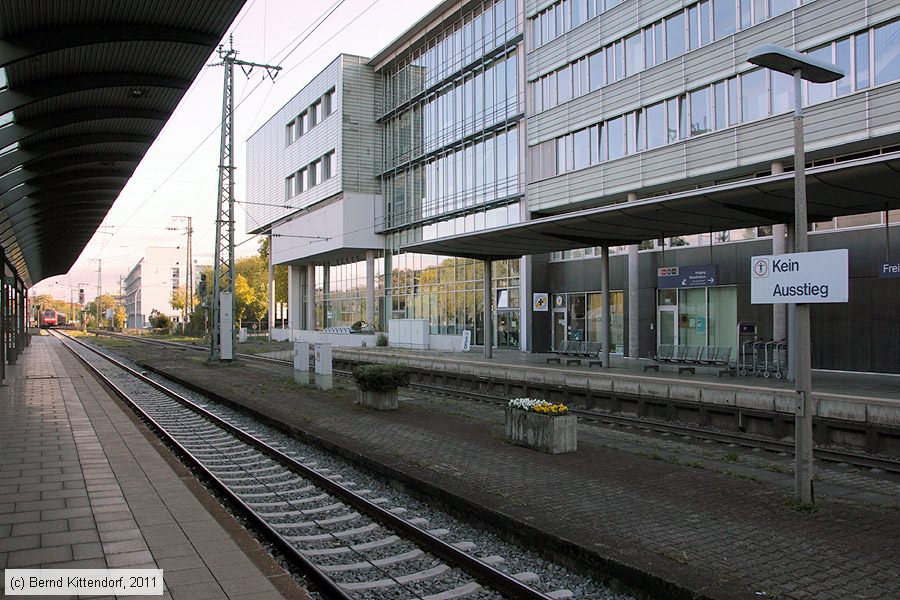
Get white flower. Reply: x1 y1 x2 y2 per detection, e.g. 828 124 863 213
508 397 550 411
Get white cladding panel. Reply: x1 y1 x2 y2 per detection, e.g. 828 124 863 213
271 192 383 265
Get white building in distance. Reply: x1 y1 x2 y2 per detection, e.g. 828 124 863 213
123 247 191 328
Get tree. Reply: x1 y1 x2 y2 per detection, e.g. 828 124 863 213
113 305 127 330
148 310 173 332
258 238 288 305
86 294 119 329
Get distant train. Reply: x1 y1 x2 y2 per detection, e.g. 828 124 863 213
40 309 67 327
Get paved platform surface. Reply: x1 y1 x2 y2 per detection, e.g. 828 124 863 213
0 336 306 600
113 337 900 600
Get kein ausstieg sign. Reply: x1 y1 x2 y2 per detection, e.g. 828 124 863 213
750 249 848 304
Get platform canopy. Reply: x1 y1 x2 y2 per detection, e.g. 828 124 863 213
0 0 246 286
403 151 900 260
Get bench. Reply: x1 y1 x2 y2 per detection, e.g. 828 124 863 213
545 340 572 364
644 344 732 374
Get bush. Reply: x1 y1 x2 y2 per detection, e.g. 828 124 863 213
352 364 410 392
148 310 174 333
375 333 388 347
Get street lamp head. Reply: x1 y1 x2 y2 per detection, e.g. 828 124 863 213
747 43 844 83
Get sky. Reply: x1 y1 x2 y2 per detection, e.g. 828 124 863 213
31 0 443 300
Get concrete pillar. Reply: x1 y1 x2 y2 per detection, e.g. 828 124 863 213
268 236 275 339
626 192 639 359
600 245 611 368
519 255 531 352
16 280 24 354
306 264 316 331
366 251 375 326
287 265 302 332
483 259 492 358
771 162 787 345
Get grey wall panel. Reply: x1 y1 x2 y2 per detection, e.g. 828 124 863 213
734 114 793 165
868 86 900 138
794 0 866 47
869 0 900 25
341 56 381 196
683 132 739 177
638 145 687 188
804 95 870 151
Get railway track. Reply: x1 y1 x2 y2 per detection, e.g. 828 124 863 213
88 331 900 475
55 330 567 600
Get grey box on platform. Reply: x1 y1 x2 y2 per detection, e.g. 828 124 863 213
293 341 310 372
356 389 399 410
505 408 577 454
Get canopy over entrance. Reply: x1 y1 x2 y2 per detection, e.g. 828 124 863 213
403 151 900 259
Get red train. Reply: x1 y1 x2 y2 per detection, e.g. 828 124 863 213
40 309 67 327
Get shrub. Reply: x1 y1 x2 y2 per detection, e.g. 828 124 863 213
148 310 174 333
375 333 388 347
351 320 366 332
352 364 410 392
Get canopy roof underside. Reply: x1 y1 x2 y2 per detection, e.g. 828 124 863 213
0 0 246 286
404 151 900 260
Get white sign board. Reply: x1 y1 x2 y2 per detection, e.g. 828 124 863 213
532 292 549 312
751 249 848 304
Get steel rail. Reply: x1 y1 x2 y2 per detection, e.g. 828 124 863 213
57 330 552 600
89 331 900 473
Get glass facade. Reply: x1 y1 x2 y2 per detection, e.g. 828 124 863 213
312 258 384 330
375 0 524 347
530 0 811 108
552 291 624 353
534 18 900 183
657 287 738 356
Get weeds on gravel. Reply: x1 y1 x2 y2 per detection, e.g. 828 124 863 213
786 499 819 514
723 451 741 463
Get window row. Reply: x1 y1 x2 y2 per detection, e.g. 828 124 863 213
383 128 519 229
533 18 900 182
381 0 517 113
531 0 803 52
285 88 335 145
531 0 808 112
284 150 336 199
383 52 519 170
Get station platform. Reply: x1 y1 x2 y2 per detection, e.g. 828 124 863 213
121 338 900 600
0 336 306 600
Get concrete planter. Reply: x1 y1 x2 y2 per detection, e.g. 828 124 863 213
505 407 577 454
356 388 399 410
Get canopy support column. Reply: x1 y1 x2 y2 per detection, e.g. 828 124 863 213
600 245 610 368
483 259 492 359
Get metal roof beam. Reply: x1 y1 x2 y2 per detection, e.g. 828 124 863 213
0 73 191 114
0 154 141 195
0 133 154 175
0 107 167 148
0 25 218 68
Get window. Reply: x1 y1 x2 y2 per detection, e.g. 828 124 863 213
286 120 296 144
805 46 833 105
741 69 767 122
297 168 307 193
589 50 605 91
557 66 572 103
300 111 309 136
285 174 294 199
666 12 686 59
573 127 590 169
874 20 900 85
646 102 666 148
855 32 870 90
690 87 711 135
323 89 335 116
323 151 336 179
607 115 624 160
310 101 321 127
714 81 727 130
625 32 643 77
172 268 180 290
769 69 793 114
768 0 794 18
713 0 737 40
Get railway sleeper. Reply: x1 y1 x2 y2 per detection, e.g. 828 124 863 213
339 564 451 591
318 548 425 572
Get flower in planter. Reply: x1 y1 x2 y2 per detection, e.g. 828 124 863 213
508 397 568 415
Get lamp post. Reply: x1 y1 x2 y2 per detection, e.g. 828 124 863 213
748 44 844 505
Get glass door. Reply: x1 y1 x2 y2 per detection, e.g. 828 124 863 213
552 309 567 351
658 307 677 347
495 310 519 348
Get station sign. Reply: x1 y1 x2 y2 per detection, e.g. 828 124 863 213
657 264 717 289
750 249 848 304
532 292 549 312
880 262 900 278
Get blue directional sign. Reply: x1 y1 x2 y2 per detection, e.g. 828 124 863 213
880 262 900 278
657 264 718 289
